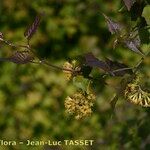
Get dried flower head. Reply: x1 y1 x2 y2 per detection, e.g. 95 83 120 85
124 75 150 107
64 91 96 119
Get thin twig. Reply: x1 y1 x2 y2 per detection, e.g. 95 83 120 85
133 50 150 72
1 38 80 73
31 60 78 73
3 40 18 48
112 67 133 73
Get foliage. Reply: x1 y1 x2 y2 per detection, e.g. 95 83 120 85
0 0 150 149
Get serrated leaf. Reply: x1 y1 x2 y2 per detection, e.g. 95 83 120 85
24 12 44 40
85 53 132 76
0 51 34 64
105 58 133 76
85 53 109 71
123 0 135 11
103 14 122 34
124 37 145 56
9 51 34 64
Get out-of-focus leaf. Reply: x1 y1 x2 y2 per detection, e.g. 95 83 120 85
130 2 145 21
137 17 148 29
110 94 118 111
103 14 122 34
123 0 135 11
73 76 89 92
24 12 44 40
105 58 133 76
138 28 150 44
124 37 145 56
142 5 150 25
85 53 132 76
0 57 10 62
85 53 108 71
81 65 92 78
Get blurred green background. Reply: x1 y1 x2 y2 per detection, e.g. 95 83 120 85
0 0 150 150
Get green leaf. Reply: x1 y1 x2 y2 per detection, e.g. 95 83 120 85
110 94 118 111
138 28 150 44
130 2 145 21
142 5 150 25
81 65 92 78
73 76 89 92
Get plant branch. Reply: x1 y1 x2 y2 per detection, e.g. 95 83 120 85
133 50 150 72
112 67 133 73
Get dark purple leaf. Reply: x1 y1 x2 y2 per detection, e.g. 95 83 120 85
85 53 132 76
106 58 128 70
9 51 34 64
124 37 145 56
123 0 135 11
24 12 44 40
103 14 122 34
105 58 133 76
85 53 109 71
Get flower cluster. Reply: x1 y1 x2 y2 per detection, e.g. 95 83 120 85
64 91 96 119
63 61 80 80
124 75 150 107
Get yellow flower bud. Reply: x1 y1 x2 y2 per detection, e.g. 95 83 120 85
63 62 73 80
124 75 150 107
64 91 96 119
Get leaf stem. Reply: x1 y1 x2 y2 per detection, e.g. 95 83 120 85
112 67 132 73
133 50 150 72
